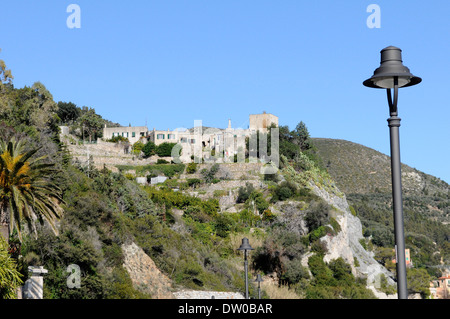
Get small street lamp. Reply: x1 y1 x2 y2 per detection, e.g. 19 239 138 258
237 237 253 299
254 274 264 299
363 46 421 299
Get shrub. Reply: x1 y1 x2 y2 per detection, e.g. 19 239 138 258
237 183 255 203
214 214 236 238
304 200 331 232
201 164 220 183
238 209 260 227
156 142 177 157
107 136 129 143
280 258 310 285
186 162 198 174
271 181 297 202
262 209 276 222
142 141 156 157
132 141 145 155
0 237 23 299
187 178 202 188
309 226 329 242
329 217 341 234
277 186 293 201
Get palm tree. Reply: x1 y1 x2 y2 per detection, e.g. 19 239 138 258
0 138 63 242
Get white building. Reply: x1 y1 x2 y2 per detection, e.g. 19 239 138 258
103 112 279 164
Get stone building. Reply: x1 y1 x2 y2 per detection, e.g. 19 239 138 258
103 112 279 163
249 111 278 132
102 125 148 145
430 272 450 299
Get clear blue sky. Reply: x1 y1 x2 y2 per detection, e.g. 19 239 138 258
1 1 449 183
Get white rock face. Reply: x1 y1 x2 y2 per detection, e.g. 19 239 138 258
310 183 398 298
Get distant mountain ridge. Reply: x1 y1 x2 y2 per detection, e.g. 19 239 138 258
312 138 449 198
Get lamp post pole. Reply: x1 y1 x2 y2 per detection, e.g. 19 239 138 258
363 46 421 299
244 249 249 299
255 274 263 299
387 77 408 299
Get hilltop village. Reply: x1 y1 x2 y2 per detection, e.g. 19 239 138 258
103 112 278 163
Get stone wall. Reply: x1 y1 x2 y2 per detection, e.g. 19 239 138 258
180 163 264 181
174 290 244 299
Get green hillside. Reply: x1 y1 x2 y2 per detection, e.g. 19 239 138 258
312 138 449 197
313 138 450 277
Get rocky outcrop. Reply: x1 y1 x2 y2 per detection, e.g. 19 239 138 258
121 242 175 299
309 182 398 298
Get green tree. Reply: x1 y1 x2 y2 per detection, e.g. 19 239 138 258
278 125 300 160
0 139 64 241
142 141 156 158
0 49 13 86
0 237 23 299
407 268 431 298
2 83 59 133
292 121 312 151
156 142 177 157
57 101 80 124
77 107 104 142
28 82 59 130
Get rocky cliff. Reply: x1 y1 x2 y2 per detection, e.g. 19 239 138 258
309 182 397 298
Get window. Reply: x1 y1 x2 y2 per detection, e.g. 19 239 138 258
132 132 136 138
190 139 196 144
157 134 165 139
168 134 176 140
180 137 188 143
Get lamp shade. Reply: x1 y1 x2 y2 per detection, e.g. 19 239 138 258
237 238 254 251
254 274 264 283
363 46 421 89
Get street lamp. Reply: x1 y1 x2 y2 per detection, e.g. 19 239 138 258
237 237 254 299
363 46 421 299
254 274 264 299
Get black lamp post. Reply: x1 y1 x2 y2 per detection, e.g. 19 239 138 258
254 274 264 299
363 46 421 299
237 238 253 299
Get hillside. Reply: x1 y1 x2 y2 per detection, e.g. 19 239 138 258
312 138 449 198
1 78 443 299
313 138 450 277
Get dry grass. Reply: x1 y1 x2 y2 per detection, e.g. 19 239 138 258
229 230 265 252
260 277 301 299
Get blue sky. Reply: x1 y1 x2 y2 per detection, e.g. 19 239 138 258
1 1 449 183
